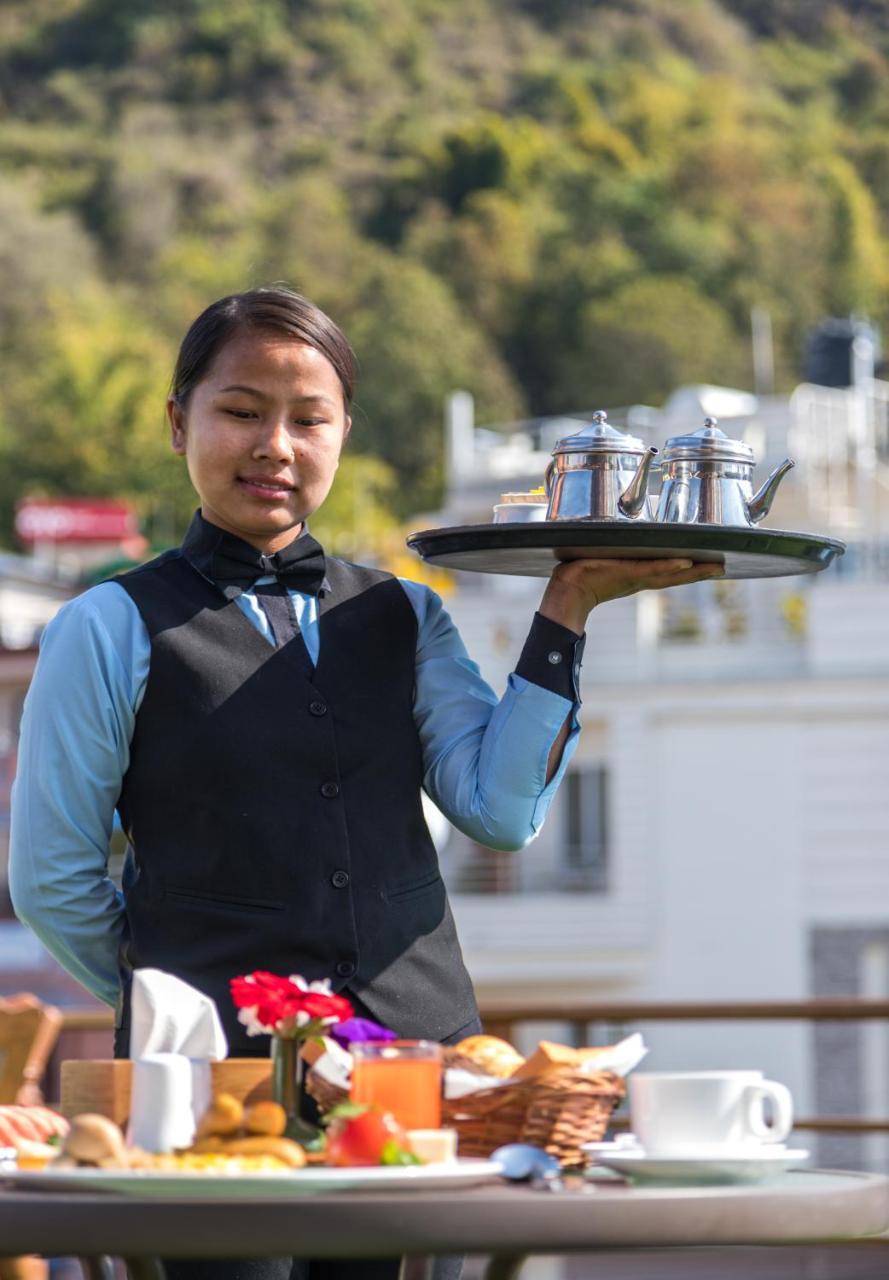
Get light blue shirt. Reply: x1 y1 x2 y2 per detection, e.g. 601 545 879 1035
9 577 580 1008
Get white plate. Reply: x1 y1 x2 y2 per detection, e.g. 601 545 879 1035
582 1141 810 1185
3 1158 503 1198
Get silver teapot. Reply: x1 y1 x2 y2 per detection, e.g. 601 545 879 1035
656 418 794 526
544 411 658 522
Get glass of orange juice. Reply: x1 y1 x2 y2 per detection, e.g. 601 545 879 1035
350 1039 443 1130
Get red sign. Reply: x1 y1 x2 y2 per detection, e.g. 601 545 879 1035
15 499 140 544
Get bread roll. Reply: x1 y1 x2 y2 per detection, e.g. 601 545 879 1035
509 1040 614 1082
453 1035 524 1079
244 1101 287 1138
220 1136 307 1167
196 1093 244 1138
62 1114 127 1165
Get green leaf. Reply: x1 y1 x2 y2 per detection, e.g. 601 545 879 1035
321 1100 371 1127
380 1139 423 1167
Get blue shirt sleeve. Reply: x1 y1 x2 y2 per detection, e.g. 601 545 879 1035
8 582 148 1007
398 579 581 852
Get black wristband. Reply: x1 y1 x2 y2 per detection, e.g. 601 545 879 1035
515 612 585 702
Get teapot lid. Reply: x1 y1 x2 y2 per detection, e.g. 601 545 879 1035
553 410 646 455
662 417 754 464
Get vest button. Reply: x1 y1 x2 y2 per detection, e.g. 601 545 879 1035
320 781 340 799
309 701 328 716
336 960 355 978
331 870 350 889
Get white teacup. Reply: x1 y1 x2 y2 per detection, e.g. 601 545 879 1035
492 502 548 524
629 1070 793 1155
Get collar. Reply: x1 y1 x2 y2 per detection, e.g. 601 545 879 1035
180 510 330 600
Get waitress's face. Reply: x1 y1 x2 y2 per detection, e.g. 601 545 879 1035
168 329 351 552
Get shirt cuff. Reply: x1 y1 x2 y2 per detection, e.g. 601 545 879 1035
515 612 585 702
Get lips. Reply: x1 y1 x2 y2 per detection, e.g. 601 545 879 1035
238 476 295 499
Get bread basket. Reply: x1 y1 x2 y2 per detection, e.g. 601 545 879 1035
441 1067 624 1167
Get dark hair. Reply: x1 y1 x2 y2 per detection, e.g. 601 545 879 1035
170 286 357 408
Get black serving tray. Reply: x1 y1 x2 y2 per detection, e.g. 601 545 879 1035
406 521 846 580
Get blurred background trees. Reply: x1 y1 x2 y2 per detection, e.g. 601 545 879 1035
2 0 889 545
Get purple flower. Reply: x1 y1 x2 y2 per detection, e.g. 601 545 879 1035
331 1016 397 1048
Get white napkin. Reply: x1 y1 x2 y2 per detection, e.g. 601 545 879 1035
577 1033 648 1078
444 1068 509 1099
129 968 228 1060
308 1038 353 1092
127 1052 199 1153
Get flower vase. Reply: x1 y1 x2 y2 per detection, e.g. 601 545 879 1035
271 1035 324 1149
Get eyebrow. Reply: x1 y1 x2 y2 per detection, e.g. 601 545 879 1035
216 385 335 407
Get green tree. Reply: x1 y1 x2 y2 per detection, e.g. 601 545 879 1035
345 254 525 514
554 276 747 408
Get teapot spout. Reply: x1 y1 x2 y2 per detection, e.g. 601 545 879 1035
747 457 794 525
618 446 658 519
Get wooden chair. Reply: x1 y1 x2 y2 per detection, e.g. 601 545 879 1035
0 994 64 1280
0 993 63 1106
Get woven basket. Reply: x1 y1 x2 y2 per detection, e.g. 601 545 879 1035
442 1068 625 1167
308 1064 625 1168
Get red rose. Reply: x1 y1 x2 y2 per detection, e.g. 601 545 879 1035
301 991 354 1022
230 972 293 1009
231 972 354 1036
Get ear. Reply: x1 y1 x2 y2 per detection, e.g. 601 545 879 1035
342 414 352 445
168 397 187 455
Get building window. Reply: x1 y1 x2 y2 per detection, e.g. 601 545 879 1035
440 765 610 896
562 766 608 892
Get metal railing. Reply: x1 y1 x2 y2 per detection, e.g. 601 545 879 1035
442 845 607 895
46 997 889 1135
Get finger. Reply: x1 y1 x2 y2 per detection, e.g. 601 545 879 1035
565 557 702 574
645 565 725 589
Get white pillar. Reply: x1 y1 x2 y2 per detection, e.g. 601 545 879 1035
444 390 475 494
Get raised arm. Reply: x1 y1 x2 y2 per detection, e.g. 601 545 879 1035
404 555 721 852
403 581 583 852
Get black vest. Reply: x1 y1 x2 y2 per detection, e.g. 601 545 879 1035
113 550 478 1055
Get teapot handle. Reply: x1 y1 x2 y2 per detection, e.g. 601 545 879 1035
544 459 555 498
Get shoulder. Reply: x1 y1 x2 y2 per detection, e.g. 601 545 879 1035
45 580 141 638
37 580 146 673
396 578 442 628
113 548 185 593
325 556 394 586
325 556 405 605
395 579 468 658
325 560 425 639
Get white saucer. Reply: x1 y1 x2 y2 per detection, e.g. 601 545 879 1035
581 1137 810 1185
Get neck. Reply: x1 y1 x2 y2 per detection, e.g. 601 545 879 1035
200 508 305 554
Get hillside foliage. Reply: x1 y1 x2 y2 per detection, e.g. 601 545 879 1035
2 0 889 545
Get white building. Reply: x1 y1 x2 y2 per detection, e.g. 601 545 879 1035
432 379 889 1170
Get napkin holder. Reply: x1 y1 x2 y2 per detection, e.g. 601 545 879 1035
60 1059 273 1126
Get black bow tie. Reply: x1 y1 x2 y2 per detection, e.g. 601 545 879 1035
181 511 328 598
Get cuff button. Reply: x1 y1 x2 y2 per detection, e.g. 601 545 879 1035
547 651 563 664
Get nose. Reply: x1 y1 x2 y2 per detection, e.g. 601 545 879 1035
253 415 294 463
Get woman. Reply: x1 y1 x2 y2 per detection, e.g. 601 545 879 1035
10 287 720 1277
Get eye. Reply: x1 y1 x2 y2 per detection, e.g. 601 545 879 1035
225 408 257 420
293 418 326 428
